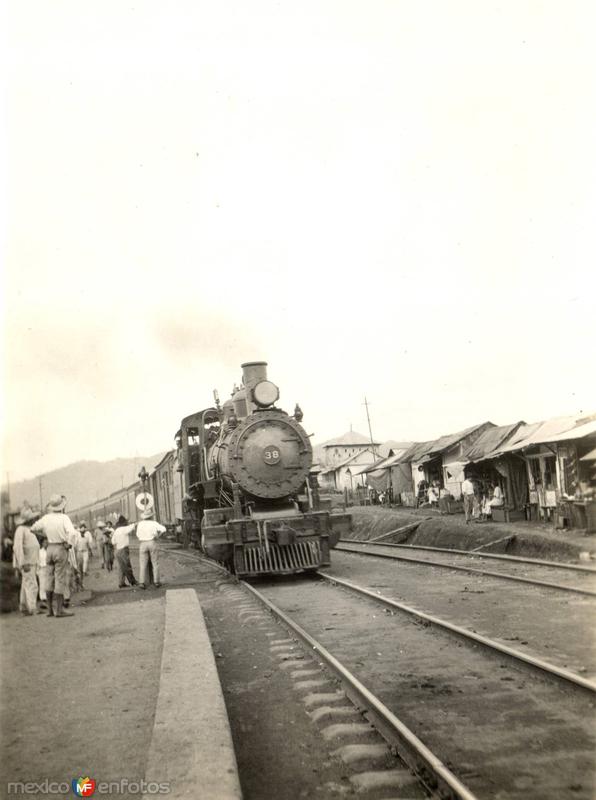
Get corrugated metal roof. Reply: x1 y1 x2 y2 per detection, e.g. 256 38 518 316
428 422 494 455
461 422 525 463
542 419 596 443
499 414 596 451
395 440 436 464
378 440 414 457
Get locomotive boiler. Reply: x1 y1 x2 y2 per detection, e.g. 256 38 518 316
177 361 351 577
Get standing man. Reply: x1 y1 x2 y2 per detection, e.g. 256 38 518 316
461 474 476 525
103 524 115 572
136 510 166 589
110 516 138 588
74 523 94 587
94 520 107 567
13 508 41 615
31 494 75 617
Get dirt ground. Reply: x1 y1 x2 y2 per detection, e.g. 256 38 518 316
0 561 165 799
2 545 427 800
345 505 596 561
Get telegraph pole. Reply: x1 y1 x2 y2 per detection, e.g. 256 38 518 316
363 397 378 461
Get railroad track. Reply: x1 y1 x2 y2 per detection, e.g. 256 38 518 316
165 545 595 798
318 572 596 693
247 574 595 800
166 547 464 799
242 579 479 800
335 540 596 596
350 540 596 572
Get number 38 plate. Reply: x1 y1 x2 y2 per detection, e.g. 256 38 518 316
263 445 281 465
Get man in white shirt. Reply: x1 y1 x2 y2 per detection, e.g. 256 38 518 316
111 516 138 588
74 522 94 578
461 475 475 524
136 510 166 589
31 494 75 617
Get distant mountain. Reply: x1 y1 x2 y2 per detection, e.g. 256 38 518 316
3 452 168 513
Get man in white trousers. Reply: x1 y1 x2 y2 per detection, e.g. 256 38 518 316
135 509 166 589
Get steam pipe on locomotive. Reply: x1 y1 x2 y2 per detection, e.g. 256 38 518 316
176 361 351 577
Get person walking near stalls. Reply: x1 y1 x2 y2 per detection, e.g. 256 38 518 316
110 515 138 588
102 523 115 572
64 525 81 603
32 494 76 617
74 523 94 588
37 538 49 611
461 473 476 525
94 520 107 567
136 509 166 589
13 508 41 616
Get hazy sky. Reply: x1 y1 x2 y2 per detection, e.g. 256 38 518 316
2 1 595 482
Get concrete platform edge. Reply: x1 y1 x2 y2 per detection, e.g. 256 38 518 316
143 588 242 799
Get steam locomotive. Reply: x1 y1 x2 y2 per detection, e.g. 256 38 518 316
177 361 351 576
70 361 351 578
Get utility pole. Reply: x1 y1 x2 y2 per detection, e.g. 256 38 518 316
38 475 43 510
363 397 378 461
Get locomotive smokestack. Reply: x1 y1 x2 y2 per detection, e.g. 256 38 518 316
241 361 268 389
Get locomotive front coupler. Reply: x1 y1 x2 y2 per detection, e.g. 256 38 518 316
267 522 296 547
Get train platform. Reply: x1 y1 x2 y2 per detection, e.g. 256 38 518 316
0 547 241 800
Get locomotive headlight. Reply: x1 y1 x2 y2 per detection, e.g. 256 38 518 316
253 380 279 407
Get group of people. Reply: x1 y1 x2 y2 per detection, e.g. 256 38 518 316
12 493 166 618
416 475 504 522
461 476 504 523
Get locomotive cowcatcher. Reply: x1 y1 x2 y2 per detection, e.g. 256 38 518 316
176 361 350 577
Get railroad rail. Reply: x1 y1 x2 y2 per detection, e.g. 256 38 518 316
335 541 596 597
318 572 596 694
242 580 480 800
344 539 596 573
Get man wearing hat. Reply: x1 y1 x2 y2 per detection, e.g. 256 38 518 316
135 509 166 589
110 515 138 588
13 508 41 615
31 494 76 617
75 522 94 578
94 520 107 567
